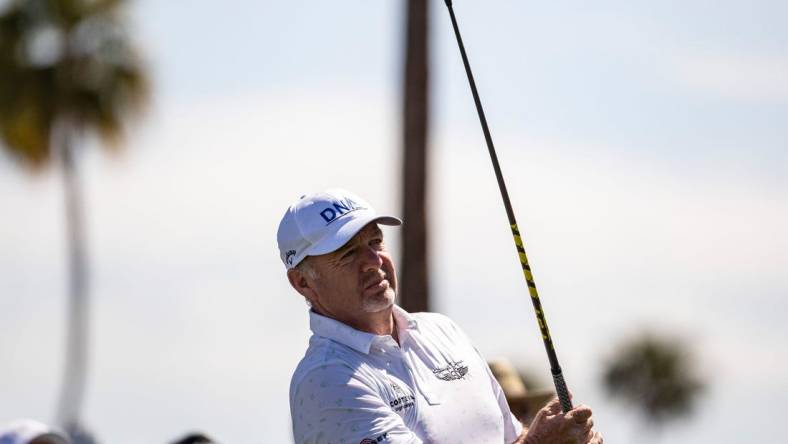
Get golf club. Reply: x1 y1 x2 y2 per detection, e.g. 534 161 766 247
442 0 574 413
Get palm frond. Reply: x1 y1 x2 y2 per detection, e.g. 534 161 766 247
0 0 149 169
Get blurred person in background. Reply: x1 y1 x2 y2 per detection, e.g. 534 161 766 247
168 432 216 444
0 419 69 444
488 360 556 426
278 188 603 444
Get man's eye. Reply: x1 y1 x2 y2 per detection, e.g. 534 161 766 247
341 249 356 260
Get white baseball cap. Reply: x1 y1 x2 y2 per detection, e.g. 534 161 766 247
277 188 401 269
0 419 69 444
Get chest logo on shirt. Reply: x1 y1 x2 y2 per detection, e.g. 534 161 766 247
432 361 469 381
389 382 416 412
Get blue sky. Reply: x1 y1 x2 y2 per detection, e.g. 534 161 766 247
1 0 787 442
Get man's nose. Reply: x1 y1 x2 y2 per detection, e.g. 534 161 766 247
360 245 383 271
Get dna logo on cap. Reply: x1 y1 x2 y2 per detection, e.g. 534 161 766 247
277 188 401 269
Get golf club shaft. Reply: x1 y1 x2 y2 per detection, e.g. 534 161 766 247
442 0 573 413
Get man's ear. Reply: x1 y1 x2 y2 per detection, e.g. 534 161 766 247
287 268 318 303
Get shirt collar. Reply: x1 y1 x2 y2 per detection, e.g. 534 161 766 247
392 304 419 331
309 304 418 354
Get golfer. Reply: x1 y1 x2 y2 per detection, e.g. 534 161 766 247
279 188 602 444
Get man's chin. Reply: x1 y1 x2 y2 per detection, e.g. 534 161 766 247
361 290 395 313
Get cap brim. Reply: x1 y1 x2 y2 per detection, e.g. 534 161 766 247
372 216 402 227
307 213 401 257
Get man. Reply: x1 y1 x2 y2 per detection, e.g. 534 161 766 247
279 188 602 444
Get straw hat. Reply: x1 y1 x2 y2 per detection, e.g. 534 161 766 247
488 359 556 423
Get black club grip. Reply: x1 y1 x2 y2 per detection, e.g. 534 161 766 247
552 370 573 413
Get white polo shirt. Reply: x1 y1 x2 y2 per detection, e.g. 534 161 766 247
289 305 523 444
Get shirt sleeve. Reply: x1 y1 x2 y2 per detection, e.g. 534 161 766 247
482 360 525 443
291 365 423 444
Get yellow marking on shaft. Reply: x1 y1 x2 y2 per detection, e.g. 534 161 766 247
512 223 539 300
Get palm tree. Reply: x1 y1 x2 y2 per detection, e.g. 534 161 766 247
399 0 430 313
0 0 149 432
602 333 706 435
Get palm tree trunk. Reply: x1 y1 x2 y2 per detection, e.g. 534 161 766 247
399 0 430 313
56 126 89 429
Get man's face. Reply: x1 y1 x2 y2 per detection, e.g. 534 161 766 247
304 222 397 323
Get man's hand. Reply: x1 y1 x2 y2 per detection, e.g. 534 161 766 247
519 397 603 444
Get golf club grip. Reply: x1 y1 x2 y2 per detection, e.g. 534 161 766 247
552 370 573 412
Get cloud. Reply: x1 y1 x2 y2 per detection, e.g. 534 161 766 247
671 53 788 101
429 125 788 399
2 83 787 443
0 86 402 443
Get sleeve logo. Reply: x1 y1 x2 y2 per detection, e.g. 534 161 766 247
359 432 388 443
388 382 415 412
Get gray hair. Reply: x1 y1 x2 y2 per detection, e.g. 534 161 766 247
293 258 319 308
296 257 319 280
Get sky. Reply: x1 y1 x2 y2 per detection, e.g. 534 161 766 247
1 0 787 442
